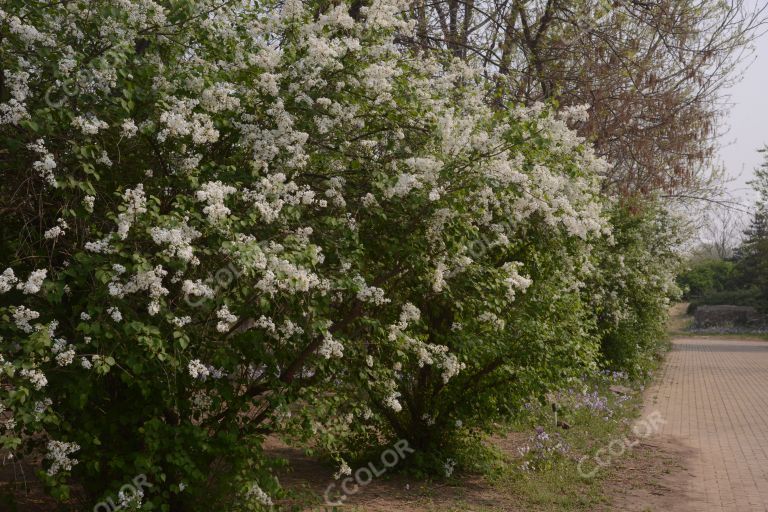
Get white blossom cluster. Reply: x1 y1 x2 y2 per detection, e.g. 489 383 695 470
44 218 69 240
150 221 201 264
20 368 47 390
13 306 40 333
0 268 17 293
187 359 209 380
244 483 273 507
45 440 80 476
317 331 344 359
215 305 238 333
158 98 219 144
353 276 390 305
16 269 47 295
28 139 57 186
109 266 169 316
116 184 147 239
196 181 237 224
71 115 109 135
52 338 76 367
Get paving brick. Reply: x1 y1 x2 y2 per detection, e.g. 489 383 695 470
643 337 768 511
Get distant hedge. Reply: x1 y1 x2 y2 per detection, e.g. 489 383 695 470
686 288 763 315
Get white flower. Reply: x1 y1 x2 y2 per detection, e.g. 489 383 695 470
196 181 237 224
13 306 40 333
33 399 52 415
501 262 532 301
20 368 47 390
201 82 240 113
16 269 47 294
27 139 56 186
71 114 108 135
360 192 379 208
44 218 68 240
182 279 214 299
439 353 465 383
317 332 343 358
443 458 456 477
245 483 273 507
172 316 192 328
107 306 122 322
116 184 147 239
216 305 238 333
354 276 390 305
385 173 422 198
55 347 76 367
45 440 80 476
81 357 93 369
432 262 447 292
478 311 505 331
387 303 421 341
0 268 18 293
188 359 210 380
118 488 143 509
158 98 219 144
85 236 114 254
384 390 402 412
121 118 138 138
334 460 352 480
151 222 201 264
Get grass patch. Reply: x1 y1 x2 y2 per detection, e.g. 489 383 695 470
480 373 651 512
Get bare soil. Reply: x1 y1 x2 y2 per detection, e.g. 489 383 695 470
265 429 690 512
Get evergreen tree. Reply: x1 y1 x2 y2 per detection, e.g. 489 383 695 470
735 148 768 310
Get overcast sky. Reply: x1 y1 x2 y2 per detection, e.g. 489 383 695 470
718 23 768 208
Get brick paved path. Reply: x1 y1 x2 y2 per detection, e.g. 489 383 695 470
644 337 768 511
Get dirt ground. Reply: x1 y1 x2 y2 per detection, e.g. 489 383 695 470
265 430 693 511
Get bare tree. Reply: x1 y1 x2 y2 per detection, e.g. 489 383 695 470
400 0 768 198
698 205 747 259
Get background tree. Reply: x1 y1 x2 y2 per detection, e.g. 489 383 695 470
403 0 767 197
733 148 768 310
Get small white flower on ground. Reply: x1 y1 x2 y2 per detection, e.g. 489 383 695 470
443 458 456 477
245 483 273 506
334 459 352 480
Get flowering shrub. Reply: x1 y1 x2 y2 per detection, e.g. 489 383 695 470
271 85 611 473
0 0 679 507
588 203 682 376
